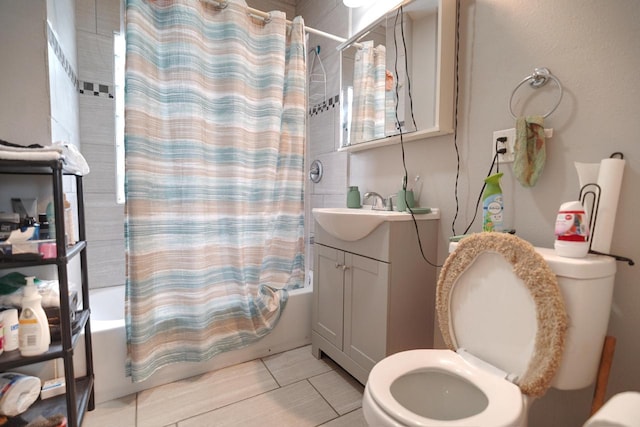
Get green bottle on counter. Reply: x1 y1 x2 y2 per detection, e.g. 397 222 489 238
347 186 361 208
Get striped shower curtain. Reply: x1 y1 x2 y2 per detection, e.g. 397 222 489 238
350 41 386 144
124 0 306 382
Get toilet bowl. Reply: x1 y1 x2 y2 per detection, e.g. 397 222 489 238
363 349 528 426
363 232 617 426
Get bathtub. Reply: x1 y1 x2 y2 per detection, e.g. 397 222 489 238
77 281 312 404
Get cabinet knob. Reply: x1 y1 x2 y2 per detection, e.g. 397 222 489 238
335 263 349 271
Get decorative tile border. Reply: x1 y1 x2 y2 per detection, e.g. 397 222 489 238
46 21 79 90
79 81 115 99
309 94 339 117
47 21 114 100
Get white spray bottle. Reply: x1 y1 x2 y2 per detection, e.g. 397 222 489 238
19 276 51 356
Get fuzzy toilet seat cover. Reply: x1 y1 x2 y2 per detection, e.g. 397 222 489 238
436 232 568 397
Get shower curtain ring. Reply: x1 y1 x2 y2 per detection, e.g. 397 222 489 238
248 11 272 24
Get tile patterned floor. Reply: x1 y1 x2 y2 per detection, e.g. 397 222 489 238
83 345 367 427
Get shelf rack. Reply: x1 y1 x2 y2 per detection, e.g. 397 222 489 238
0 158 95 427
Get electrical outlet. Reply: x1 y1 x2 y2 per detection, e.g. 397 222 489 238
492 128 516 163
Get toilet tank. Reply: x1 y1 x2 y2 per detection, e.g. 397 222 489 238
447 242 617 391
534 248 616 390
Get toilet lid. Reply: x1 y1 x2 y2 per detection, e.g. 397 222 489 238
437 232 568 397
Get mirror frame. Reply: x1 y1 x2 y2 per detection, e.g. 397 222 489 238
337 0 456 153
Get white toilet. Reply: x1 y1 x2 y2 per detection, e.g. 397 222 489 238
584 391 640 426
363 232 617 426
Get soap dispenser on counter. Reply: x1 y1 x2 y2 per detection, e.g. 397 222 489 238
347 186 361 208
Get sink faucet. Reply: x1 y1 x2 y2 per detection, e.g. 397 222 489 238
363 192 391 211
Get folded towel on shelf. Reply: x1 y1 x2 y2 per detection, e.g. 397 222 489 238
0 273 79 309
0 148 62 161
54 141 90 175
0 139 90 175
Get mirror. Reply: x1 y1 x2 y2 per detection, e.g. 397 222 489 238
338 0 456 151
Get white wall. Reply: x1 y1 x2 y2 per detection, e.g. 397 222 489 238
0 1 51 147
348 0 640 425
0 1 51 216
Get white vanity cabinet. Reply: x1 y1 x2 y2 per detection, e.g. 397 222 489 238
311 213 439 385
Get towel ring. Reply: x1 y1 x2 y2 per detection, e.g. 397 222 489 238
509 67 563 119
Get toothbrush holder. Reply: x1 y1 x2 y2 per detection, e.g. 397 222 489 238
396 190 415 212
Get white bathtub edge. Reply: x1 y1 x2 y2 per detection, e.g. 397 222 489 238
79 285 312 404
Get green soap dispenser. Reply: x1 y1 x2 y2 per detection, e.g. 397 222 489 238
482 172 504 232
347 186 361 208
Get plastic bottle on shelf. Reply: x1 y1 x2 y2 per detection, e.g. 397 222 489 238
46 201 55 240
63 194 75 245
18 277 51 356
3 308 19 352
38 214 49 239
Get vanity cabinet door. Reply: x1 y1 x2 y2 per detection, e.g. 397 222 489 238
344 253 389 372
313 244 345 350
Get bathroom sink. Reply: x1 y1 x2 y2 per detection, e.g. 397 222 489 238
313 207 439 241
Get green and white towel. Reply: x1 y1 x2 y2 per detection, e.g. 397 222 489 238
514 115 546 187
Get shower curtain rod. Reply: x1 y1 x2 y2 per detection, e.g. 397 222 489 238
202 0 348 44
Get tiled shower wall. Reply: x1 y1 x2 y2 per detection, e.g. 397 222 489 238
76 0 125 289
296 0 350 274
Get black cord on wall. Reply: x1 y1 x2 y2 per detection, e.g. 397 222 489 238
394 7 439 268
449 0 503 236
451 0 462 236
